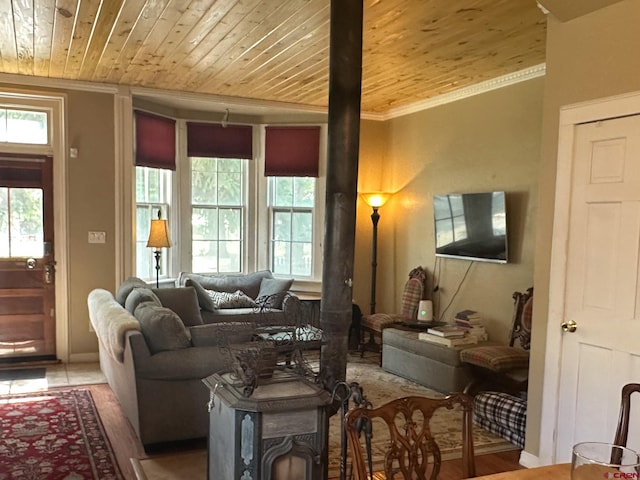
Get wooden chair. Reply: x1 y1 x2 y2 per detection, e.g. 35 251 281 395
614 383 640 447
344 394 476 480
460 288 533 396
359 266 427 355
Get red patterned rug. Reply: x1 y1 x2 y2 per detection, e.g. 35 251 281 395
0 389 122 479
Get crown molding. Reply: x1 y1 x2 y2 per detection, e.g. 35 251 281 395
362 63 547 121
0 65 547 122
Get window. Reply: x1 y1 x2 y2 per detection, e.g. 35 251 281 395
135 167 171 281
269 177 315 277
0 187 44 257
130 114 325 286
191 157 246 273
0 108 48 145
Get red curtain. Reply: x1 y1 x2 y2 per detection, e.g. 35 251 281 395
264 126 320 177
187 122 253 159
134 110 176 170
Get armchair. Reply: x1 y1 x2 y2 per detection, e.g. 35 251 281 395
359 266 427 355
460 287 533 396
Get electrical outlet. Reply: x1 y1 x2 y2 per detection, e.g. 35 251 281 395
88 231 106 244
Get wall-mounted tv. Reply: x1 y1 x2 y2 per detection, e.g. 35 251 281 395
433 191 508 263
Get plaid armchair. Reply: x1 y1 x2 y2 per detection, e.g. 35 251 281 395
359 266 426 355
460 287 533 396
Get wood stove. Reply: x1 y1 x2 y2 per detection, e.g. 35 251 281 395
204 370 332 480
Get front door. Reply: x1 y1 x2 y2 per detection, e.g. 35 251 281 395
0 154 56 362
554 114 640 461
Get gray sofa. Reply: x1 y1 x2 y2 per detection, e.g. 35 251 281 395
88 271 318 449
176 270 300 326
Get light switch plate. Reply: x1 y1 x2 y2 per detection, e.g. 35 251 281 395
88 231 106 244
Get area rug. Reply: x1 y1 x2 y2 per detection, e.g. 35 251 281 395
0 389 122 479
133 360 517 480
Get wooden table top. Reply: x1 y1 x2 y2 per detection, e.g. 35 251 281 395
473 463 570 480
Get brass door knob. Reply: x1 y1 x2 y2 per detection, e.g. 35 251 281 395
561 320 577 333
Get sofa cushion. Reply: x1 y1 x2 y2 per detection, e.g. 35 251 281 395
115 276 148 306
184 278 216 312
124 287 161 314
134 303 192 354
189 322 255 347
179 270 273 299
459 345 529 372
152 287 204 326
201 308 284 325
256 277 293 309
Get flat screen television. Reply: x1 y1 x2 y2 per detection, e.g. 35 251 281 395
433 191 508 263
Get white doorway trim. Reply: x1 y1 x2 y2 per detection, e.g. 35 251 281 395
538 89 640 465
0 89 68 363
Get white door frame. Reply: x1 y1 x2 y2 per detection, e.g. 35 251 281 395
539 90 640 465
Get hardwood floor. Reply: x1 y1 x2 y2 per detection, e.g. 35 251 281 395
87 383 524 480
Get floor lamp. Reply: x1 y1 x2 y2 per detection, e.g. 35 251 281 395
361 192 391 314
147 210 171 288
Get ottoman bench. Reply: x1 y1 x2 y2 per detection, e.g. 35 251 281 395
382 327 491 393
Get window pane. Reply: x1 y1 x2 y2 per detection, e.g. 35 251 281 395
218 172 242 205
7 188 44 257
193 208 218 241
0 188 8 256
0 109 48 145
291 242 312 276
219 240 241 272
291 212 312 242
192 157 218 204
272 178 294 207
293 177 315 207
272 240 291 275
268 176 316 277
219 209 241 240
273 211 291 241
190 157 245 273
135 166 171 281
193 240 218 272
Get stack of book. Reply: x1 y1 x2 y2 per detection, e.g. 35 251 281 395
418 325 479 347
454 309 489 341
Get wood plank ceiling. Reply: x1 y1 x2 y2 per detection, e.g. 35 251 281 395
0 0 546 115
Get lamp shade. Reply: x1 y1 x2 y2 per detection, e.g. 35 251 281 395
361 192 391 208
147 218 172 249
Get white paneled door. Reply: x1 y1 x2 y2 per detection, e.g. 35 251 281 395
554 114 640 461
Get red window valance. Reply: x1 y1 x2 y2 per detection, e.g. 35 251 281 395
187 122 253 159
134 110 176 170
264 126 320 177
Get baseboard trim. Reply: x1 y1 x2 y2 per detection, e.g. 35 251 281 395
69 352 99 363
519 450 541 468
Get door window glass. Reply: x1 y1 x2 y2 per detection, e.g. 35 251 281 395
0 187 44 257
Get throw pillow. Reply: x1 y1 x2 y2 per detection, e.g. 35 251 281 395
255 277 293 310
115 276 148 306
134 303 192 354
189 322 255 347
180 270 273 299
124 287 161 314
151 287 204 326
184 278 216 312
206 289 256 309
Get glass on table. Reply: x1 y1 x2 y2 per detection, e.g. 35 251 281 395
572 442 640 480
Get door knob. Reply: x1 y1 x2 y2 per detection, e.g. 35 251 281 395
561 320 577 333
26 258 36 269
